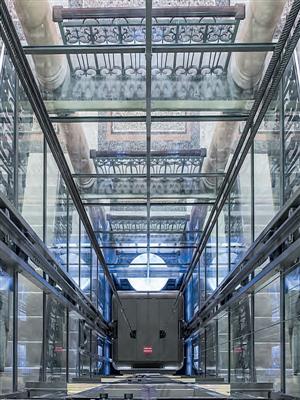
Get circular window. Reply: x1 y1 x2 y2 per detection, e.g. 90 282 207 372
128 253 168 291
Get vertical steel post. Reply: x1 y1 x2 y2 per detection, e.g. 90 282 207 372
12 271 18 392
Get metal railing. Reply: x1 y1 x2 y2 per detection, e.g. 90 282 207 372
53 5 244 78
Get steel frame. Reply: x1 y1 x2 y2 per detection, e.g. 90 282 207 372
52 4 245 20
0 192 109 337
23 43 275 55
0 1 134 334
176 0 300 301
186 187 300 335
50 114 250 123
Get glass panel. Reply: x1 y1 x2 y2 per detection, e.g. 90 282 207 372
218 312 229 381
69 202 80 285
283 58 300 202
254 276 281 390
206 228 217 298
69 311 79 380
0 55 15 204
79 323 91 377
218 199 229 283
80 223 91 297
0 267 13 394
254 99 281 238
206 321 217 377
18 275 42 389
45 297 67 382
46 147 68 269
285 264 300 397
18 96 44 238
230 153 252 271
230 295 253 382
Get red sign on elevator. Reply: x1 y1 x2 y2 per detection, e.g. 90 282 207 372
143 346 153 354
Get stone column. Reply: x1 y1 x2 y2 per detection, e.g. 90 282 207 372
13 0 68 90
231 0 286 90
199 0 287 193
14 0 95 188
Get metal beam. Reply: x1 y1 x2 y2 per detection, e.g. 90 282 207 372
73 173 225 178
175 0 300 302
90 148 206 158
52 4 245 21
145 0 152 279
186 187 300 336
0 193 109 336
22 43 275 55
187 238 300 336
0 1 134 336
50 114 249 123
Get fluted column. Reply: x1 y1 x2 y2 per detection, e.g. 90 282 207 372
14 0 68 90
231 0 286 90
14 0 95 188
200 0 287 191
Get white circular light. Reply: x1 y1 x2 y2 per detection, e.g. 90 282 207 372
128 253 168 292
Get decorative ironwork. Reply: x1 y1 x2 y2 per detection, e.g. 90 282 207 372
91 149 206 175
90 176 218 196
107 214 189 233
54 6 243 78
48 73 252 103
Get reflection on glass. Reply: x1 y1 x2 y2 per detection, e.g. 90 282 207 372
47 147 68 270
18 275 42 389
206 322 217 376
254 101 281 238
230 296 252 382
79 321 91 377
283 58 300 202
285 265 300 397
0 267 13 394
254 276 280 389
17 87 44 238
45 297 66 382
69 311 79 379
218 312 229 381
0 55 15 204
230 155 252 271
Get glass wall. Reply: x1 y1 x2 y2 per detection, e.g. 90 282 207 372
0 266 13 394
18 275 43 389
1 2 300 396
0 47 108 394
190 56 300 397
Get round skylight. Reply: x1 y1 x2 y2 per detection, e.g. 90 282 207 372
128 253 168 291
